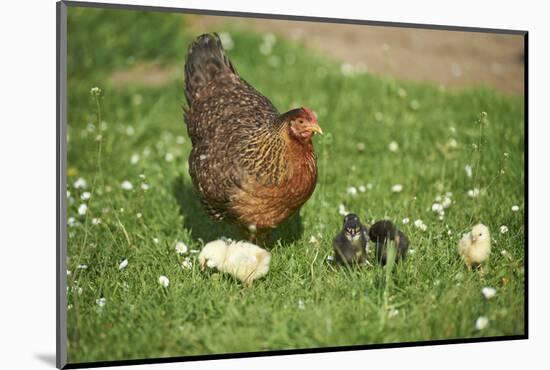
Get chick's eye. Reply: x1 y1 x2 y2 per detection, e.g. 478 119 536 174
479 233 482 236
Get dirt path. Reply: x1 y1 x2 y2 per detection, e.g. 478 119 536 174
189 15 524 95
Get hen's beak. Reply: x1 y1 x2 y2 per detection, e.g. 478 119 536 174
305 122 323 135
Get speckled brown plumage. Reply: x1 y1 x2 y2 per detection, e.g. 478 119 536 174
183 34 322 238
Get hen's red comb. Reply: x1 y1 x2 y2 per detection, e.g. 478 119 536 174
300 107 317 122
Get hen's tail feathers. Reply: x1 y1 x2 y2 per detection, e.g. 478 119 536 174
184 33 236 105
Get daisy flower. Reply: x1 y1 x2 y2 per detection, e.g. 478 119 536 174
96 298 106 307
77 204 88 216
158 275 170 288
73 177 87 189
500 225 509 234
121 181 133 191
175 241 188 255
391 184 403 193
338 204 348 216
118 259 128 270
388 141 399 152
475 316 489 330
181 258 193 270
465 165 473 178
481 287 496 299
346 186 358 196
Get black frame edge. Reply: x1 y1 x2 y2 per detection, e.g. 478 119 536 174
62 0 527 35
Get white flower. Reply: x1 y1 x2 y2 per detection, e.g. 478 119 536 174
414 219 428 231
409 249 416 255
90 87 101 96
432 203 444 213
366 183 373 190
481 287 496 299
175 241 188 255
340 63 355 76
77 204 88 216
67 217 76 227
309 235 318 244
73 177 87 189
121 181 133 190
91 218 101 225
189 249 200 254
511 205 520 212
338 204 348 216
442 196 452 209
165 153 174 162
96 297 106 307
500 225 509 234
81 192 91 201
388 308 399 318
475 316 489 330
465 165 473 178
402 218 410 225
136 213 142 219
130 153 140 164
391 184 403 193
141 183 150 191
346 186 358 196
158 275 170 288
67 190 71 198
181 258 193 270
118 259 128 270
447 138 458 148
297 299 305 310
388 141 399 152
326 255 335 262
358 185 366 193
67 270 71 276
467 188 480 198
153 237 159 244
78 264 88 270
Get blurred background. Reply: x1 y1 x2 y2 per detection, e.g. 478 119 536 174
102 13 524 95
189 16 524 95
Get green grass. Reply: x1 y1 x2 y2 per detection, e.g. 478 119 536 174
65 7 525 363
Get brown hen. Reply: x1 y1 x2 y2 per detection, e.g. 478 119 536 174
183 33 322 241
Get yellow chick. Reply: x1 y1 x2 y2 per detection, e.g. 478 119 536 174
458 223 491 269
199 238 271 287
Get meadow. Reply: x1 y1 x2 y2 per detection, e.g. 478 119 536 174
65 7 525 363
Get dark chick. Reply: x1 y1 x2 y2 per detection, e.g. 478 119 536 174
368 220 409 265
332 214 369 266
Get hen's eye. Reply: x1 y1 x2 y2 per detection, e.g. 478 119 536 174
298 119 304 124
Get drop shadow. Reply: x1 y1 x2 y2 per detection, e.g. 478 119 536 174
33 353 56 367
172 174 240 242
172 174 305 247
